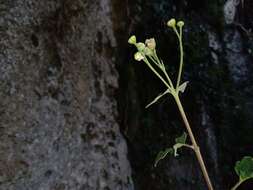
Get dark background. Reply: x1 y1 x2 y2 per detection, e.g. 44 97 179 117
116 0 253 189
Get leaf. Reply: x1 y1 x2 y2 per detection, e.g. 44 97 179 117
175 132 187 144
154 133 188 166
173 143 184 157
145 89 170 108
173 132 187 157
235 156 253 181
178 81 189 93
154 148 173 167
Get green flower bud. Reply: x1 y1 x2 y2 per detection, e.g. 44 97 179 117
128 35 137 44
136 42 146 52
167 18 176 28
145 38 156 50
143 47 153 56
134 52 144 61
177 21 184 27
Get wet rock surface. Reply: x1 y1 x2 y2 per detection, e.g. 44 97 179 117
0 0 133 190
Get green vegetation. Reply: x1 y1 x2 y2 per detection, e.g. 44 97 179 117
128 18 253 190
232 156 253 190
128 18 213 190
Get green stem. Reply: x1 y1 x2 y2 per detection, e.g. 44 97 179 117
152 52 174 88
148 55 160 67
173 27 180 39
162 67 175 89
181 143 194 150
143 58 171 90
176 26 184 90
231 180 243 190
231 178 251 190
173 93 214 190
149 50 174 88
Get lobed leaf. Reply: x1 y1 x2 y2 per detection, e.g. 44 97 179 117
175 132 187 144
173 132 187 157
154 133 188 166
173 143 184 157
235 156 253 181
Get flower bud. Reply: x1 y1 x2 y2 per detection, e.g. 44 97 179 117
167 18 176 28
145 38 156 50
136 42 146 52
143 47 153 56
177 21 184 28
128 35 136 44
134 52 144 61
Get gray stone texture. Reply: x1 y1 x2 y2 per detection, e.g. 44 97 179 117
0 0 133 190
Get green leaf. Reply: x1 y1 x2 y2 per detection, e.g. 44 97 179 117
235 156 253 181
146 89 170 108
154 148 173 167
173 143 184 157
154 133 188 167
178 81 189 93
175 132 187 144
173 132 187 157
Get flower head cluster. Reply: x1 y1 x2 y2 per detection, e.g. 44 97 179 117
128 35 156 61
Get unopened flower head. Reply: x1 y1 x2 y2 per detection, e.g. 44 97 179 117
143 47 153 56
177 21 184 28
128 35 137 44
134 52 144 61
136 42 146 52
167 18 176 28
145 38 156 50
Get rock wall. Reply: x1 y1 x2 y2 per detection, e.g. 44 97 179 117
0 0 133 190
